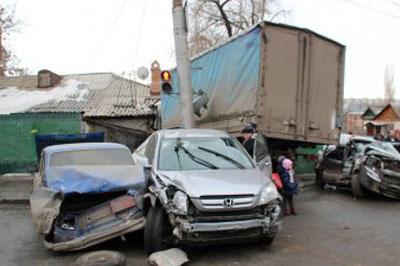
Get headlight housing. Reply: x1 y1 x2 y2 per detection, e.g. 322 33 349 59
258 183 279 205
365 156 382 170
172 190 188 215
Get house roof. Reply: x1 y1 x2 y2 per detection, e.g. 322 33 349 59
83 75 156 117
0 72 156 117
343 98 400 117
371 103 400 121
0 75 39 90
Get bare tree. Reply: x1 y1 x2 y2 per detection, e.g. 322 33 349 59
0 4 26 76
384 64 396 103
187 0 290 56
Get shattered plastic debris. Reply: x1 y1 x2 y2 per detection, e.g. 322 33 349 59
148 248 189 266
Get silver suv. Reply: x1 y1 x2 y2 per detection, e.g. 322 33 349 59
133 129 282 254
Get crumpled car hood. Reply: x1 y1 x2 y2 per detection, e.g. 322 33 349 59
158 169 269 198
46 165 144 195
366 149 400 161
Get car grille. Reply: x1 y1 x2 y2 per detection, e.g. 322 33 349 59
382 175 400 187
199 194 255 210
190 208 264 222
384 160 400 172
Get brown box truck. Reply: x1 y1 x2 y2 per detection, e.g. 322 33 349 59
161 22 345 160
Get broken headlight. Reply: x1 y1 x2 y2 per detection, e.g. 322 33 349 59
365 156 382 182
172 191 188 215
365 156 382 171
258 183 279 206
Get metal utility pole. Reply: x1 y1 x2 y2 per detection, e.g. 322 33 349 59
0 21 4 76
172 0 195 128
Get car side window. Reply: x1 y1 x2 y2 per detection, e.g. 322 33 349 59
326 147 345 161
145 135 157 164
254 134 269 163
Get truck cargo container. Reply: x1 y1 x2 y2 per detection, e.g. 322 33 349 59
161 22 345 158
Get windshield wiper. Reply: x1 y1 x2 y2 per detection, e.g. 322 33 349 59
198 146 245 169
175 145 219 169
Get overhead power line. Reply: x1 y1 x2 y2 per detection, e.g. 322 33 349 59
133 0 148 65
382 0 400 8
338 0 400 21
87 0 129 66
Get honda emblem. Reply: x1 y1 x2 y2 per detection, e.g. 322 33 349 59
223 198 234 207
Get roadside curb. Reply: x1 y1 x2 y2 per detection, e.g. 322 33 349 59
0 174 33 182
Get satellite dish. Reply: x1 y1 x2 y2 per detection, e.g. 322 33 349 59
136 66 149 80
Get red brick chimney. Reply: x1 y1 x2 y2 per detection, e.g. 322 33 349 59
37 69 62 88
150 60 161 96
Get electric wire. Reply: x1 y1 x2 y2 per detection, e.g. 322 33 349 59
338 0 400 21
87 0 129 66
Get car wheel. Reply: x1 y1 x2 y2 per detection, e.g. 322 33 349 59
351 171 365 198
144 204 173 255
76 250 126 266
315 169 325 189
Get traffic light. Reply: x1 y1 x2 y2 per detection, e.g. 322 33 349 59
160 70 173 94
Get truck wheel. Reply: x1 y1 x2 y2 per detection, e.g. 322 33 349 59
144 204 173 255
351 171 365 198
315 170 325 189
76 251 126 266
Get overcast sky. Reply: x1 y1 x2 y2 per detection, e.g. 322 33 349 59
3 0 400 99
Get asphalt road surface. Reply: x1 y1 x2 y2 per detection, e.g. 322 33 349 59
1 187 400 266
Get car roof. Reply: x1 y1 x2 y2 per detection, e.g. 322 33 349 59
157 128 230 139
43 142 130 155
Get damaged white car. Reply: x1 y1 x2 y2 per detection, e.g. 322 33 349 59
133 129 282 254
30 143 145 251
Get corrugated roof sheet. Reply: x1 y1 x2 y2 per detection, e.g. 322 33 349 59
0 75 39 90
1 72 155 117
83 75 156 117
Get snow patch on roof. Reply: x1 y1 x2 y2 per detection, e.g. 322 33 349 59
0 79 89 114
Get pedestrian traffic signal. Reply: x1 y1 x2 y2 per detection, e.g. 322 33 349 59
161 70 173 94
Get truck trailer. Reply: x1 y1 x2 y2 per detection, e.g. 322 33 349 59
161 21 345 156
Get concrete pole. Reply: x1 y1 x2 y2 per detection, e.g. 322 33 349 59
0 21 4 76
172 0 195 128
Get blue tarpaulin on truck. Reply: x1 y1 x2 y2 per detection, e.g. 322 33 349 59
162 26 261 128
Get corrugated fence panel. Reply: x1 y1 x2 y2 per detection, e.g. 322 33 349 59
295 145 323 174
0 112 81 174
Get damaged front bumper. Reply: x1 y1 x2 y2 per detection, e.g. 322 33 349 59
171 204 282 244
43 217 145 251
361 166 400 200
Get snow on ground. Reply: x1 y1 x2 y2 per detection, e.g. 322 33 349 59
0 79 89 114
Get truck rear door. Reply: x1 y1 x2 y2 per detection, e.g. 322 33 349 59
260 24 344 145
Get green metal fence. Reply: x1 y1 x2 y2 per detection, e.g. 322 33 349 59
294 145 324 174
0 113 81 174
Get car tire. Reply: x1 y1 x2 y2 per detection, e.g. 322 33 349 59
144 204 172 255
76 250 126 266
315 169 325 189
351 171 365 198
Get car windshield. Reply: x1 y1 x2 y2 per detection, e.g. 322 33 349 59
353 142 371 153
158 137 254 171
50 149 134 166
